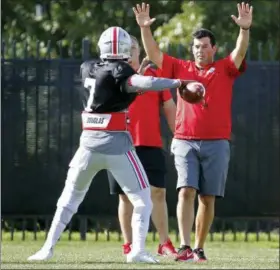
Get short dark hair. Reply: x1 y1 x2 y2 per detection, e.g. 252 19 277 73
192 28 216 46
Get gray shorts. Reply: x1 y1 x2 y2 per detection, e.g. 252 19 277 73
171 138 230 197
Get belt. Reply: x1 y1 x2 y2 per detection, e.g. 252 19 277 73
81 111 129 131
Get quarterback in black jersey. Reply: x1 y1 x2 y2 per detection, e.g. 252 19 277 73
80 59 137 113
27 26 188 264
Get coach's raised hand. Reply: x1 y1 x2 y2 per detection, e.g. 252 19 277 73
231 2 253 30
133 3 156 27
132 3 163 69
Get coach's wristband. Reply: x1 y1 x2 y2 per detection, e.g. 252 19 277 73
241 27 250 30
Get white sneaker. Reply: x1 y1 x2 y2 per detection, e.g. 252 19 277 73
27 247 54 261
127 251 159 263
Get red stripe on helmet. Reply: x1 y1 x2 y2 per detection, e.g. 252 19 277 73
112 27 117 54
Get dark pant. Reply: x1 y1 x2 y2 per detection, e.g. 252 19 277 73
108 146 167 195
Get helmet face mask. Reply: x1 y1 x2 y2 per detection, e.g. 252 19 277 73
98 27 132 60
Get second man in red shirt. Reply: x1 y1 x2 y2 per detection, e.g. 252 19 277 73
108 35 177 257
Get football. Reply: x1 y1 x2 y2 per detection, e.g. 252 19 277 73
179 81 205 104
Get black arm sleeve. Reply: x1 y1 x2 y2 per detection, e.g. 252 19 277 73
111 61 137 92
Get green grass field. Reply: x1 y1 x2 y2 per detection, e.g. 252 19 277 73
1 232 279 269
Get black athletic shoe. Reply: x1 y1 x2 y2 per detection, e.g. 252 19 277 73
193 248 207 262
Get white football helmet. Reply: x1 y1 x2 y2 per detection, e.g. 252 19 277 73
98 26 132 60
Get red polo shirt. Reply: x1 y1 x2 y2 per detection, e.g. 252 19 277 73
158 53 246 140
128 67 172 147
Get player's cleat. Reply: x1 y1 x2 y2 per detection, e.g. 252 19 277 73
175 245 194 262
122 242 132 255
27 247 54 261
157 238 177 256
127 251 159 263
193 248 207 262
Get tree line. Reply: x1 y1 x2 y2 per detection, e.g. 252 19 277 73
2 0 279 60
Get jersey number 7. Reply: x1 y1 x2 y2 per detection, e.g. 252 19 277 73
84 78 96 112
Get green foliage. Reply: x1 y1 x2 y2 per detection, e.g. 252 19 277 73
154 1 205 58
2 1 279 60
1 0 183 59
153 0 280 60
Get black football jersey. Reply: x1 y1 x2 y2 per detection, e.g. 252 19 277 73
80 60 138 113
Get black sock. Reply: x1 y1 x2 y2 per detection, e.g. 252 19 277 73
180 245 191 250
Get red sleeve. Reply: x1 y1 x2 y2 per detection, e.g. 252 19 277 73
160 90 172 102
157 53 181 79
223 54 247 78
143 67 157 76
